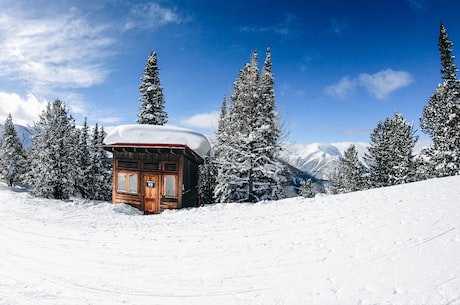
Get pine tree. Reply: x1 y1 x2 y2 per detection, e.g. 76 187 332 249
228 51 260 202
75 117 92 198
219 51 257 202
330 144 367 194
0 114 27 187
87 124 112 201
198 154 217 205
420 23 460 177
299 179 315 198
214 49 285 203
137 51 168 125
413 150 435 181
364 113 418 188
99 126 112 201
252 47 285 201
439 23 457 84
27 100 78 199
213 96 234 203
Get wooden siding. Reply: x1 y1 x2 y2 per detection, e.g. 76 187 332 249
182 157 200 208
105 146 202 214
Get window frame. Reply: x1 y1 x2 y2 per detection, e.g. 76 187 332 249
116 171 139 195
163 174 178 198
163 162 178 173
116 160 140 170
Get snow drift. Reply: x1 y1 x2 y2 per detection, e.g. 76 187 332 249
0 176 459 304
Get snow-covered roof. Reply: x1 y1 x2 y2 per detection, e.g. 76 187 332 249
103 124 211 159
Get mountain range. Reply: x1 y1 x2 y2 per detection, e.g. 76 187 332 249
279 142 368 181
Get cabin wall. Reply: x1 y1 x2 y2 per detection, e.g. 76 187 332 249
182 157 200 208
110 150 201 213
111 155 142 209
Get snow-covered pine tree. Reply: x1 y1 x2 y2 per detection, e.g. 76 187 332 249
27 100 78 199
299 179 315 198
214 48 285 203
198 153 217 205
214 95 228 162
88 124 112 201
225 53 260 202
251 47 285 201
364 113 418 188
365 118 391 188
420 23 460 177
413 149 435 181
0 114 28 187
329 144 367 194
213 96 234 203
75 117 92 198
198 95 230 204
137 51 168 125
99 125 112 201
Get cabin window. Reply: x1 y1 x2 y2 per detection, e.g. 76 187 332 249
164 175 177 197
163 162 177 172
117 172 138 194
117 160 139 170
143 162 160 171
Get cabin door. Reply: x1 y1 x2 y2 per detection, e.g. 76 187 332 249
143 174 160 214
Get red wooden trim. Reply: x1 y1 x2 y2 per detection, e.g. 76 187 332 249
104 143 204 164
107 143 188 149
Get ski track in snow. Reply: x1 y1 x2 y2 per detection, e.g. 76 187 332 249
0 177 459 305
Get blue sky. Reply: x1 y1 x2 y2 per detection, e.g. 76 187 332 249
0 0 458 144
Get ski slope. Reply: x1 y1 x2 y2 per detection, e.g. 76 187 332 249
1 176 459 305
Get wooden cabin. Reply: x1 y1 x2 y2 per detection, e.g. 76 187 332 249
103 125 211 214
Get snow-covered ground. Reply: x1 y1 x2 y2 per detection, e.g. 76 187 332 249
1 176 459 305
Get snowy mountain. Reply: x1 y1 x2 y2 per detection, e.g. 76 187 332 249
1 175 459 304
279 140 432 182
0 123 35 148
279 142 368 180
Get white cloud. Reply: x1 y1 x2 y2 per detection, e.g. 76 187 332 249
0 5 117 126
99 117 123 124
324 76 357 99
0 2 181 127
181 111 220 130
0 90 123 127
358 69 413 100
0 92 47 126
0 12 113 93
239 13 297 36
123 2 183 31
325 69 413 100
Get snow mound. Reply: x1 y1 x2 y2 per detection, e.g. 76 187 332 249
103 124 211 159
112 203 144 215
